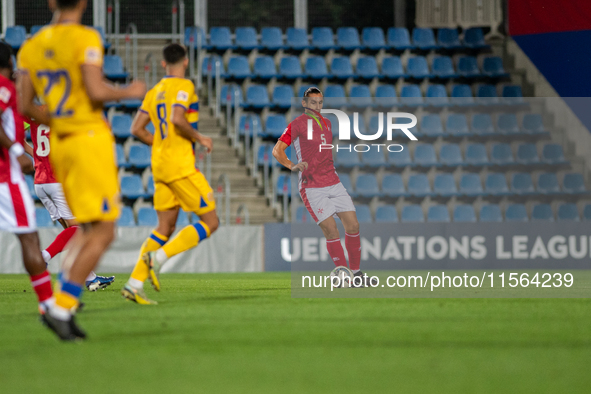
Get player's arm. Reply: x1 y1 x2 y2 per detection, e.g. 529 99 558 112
131 110 153 146
81 65 145 103
171 105 212 153
24 141 34 157
272 140 307 172
16 72 51 125
0 118 33 173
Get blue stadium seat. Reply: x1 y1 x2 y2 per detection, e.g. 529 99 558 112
437 28 462 49
340 174 356 197
24 175 37 200
356 57 380 79
349 84 372 107
433 174 458 197
450 84 474 106
335 150 360 167
510 173 535 195
261 27 285 50
464 143 488 166
227 56 252 79
128 145 151 168
176 210 190 227
238 114 262 136
425 84 449 107
279 56 304 79
428 205 450 222
103 55 128 80
355 205 373 223
502 85 524 104
120 175 146 199
337 27 362 50
537 173 560 194
446 114 470 136
286 27 310 50
479 205 502 222
483 56 509 78
463 28 489 49
584 204 591 221
541 144 568 165
257 145 274 167
421 114 445 137
297 85 315 98
562 173 587 194
497 113 520 135
532 204 554 221
305 56 330 79
413 144 438 167
265 115 287 138
375 206 398 222
505 204 528 222
362 27 387 50
137 207 158 227
30 25 45 36
471 113 495 136
295 206 314 223
111 114 132 138
382 174 409 197
118 207 136 227
202 55 226 76
400 84 423 106
244 85 270 108
490 143 514 165
387 27 413 50
439 144 462 166
311 27 336 50
406 56 431 79
35 208 54 228
146 175 155 195
276 174 292 197
209 27 235 51
457 56 480 78
375 84 398 107
516 143 540 164
324 84 347 108
431 56 456 79
476 84 499 104
235 27 260 50
523 114 545 134
387 145 412 167
557 203 580 221
330 57 355 79
485 173 510 196
116 144 126 167
361 149 386 167
5 26 26 49
356 174 381 197
184 26 208 49
412 28 437 50
454 205 477 222
459 174 484 196
381 56 406 79
271 85 293 108
401 205 425 222
407 174 433 197
254 56 278 79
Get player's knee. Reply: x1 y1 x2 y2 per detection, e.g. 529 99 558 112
347 221 359 234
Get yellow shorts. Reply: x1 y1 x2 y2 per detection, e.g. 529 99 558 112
154 171 216 215
50 130 120 223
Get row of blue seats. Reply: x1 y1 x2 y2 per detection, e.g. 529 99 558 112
111 115 156 139
4 25 109 49
206 54 507 80
223 83 524 110
118 207 199 227
185 26 489 52
295 203 591 223
276 172 587 198
116 144 151 168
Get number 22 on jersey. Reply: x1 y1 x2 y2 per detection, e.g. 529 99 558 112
36 69 74 117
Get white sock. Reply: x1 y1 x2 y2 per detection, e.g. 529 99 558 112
85 272 97 282
127 278 144 290
49 305 71 321
352 269 360 274
42 250 51 264
155 249 169 264
39 297 55 313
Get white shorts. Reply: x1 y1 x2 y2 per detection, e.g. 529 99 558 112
0 179 37 234
35 183 74 221
300 182 355 225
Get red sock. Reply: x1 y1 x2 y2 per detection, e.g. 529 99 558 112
345 232 361 271
45 226 78 258
326 238 347 267
30 271 53 303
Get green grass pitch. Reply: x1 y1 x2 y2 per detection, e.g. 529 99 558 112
1 273 590 393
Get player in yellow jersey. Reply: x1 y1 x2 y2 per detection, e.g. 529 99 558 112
16 0 146 340
121 44 219 304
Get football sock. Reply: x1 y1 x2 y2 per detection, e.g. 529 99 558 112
130 230 169 285
41 250 51 264
51 280 82 321
159 221 211 263
326 238 347 267
30 271 53 308
345 232 361 271
86 272 97 282
44 226 78 261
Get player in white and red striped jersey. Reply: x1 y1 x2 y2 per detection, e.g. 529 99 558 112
0 41 55 313
23 119 115 291
272 87 377 287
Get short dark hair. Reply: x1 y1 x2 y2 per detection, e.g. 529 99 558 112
303 87 322 99
0 41 13 70
163 44 187 65
56 0 82 9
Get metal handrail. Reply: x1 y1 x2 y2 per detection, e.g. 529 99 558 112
216 174 231 225
243 114 260 178
196 146 212 184
171 0 185 43
124 23 138 80
236 204 250 225
114 0 120 55
233 89 241 148
215 59 221 118
143 53 152 87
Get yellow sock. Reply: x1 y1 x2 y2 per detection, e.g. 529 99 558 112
54 280 83 311
130 230 169 282
161 221 210 259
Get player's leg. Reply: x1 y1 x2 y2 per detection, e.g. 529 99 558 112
18 232 55 313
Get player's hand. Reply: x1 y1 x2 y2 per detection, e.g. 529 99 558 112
17 154 34 174
198 135 213 153
126 81 147 99
291 162 308 172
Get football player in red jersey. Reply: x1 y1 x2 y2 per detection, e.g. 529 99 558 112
23 119 115 291
272 87 377 287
